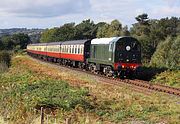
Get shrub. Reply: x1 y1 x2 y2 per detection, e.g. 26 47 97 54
135 66 166 81
150 36 180 69
0 51 11 67
0 61 9 73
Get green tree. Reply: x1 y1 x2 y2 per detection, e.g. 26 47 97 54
1 35 14 50
107 19 122 36
75 19 96 39
56 23 76 41
96 24 110 38
0 39 4 50
122 25 130 36
150 36 180 69
11 33 30 49
135 13 149 25
96 19 122 38
40 28 59 42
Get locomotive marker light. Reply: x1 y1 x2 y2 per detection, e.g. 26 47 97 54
126 46 131 51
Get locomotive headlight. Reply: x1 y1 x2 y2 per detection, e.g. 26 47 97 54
126 46 131 51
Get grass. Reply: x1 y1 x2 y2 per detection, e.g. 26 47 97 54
0 55 180 124
0 56 94 124
152 70 180 88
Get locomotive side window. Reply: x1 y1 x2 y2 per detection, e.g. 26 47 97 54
109 43 113 51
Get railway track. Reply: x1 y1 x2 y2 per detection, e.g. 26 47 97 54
30 56 180 97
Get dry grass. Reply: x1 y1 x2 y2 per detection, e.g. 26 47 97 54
0 55 180 124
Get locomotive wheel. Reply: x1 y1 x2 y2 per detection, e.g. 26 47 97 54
103 66 113 77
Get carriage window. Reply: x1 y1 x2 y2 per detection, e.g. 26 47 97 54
67 46 69 53
69 46 71 53
72 46 75 53
71 46 73 54
78 47 80 54
81 47 84 54
74 46 77 54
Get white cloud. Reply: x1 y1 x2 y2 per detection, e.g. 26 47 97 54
0 0 179 28
163 0 180 7
0 0 90 17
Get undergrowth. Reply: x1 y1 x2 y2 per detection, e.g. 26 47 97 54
152 70 180 88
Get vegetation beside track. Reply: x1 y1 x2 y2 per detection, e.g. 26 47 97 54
0 55 180 124
152 70 180 88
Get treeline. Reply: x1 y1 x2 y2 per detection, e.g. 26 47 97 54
0 33 31 51
40 19 130 42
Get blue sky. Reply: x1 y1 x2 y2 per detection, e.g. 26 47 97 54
0 0 179 29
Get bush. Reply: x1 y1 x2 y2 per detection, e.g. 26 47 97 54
0 61 9 73
2 80 92 111
0 51 11 67
152 70 180 88
135 66 166 81
150 36 180 69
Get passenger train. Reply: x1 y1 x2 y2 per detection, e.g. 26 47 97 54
27 36 141 78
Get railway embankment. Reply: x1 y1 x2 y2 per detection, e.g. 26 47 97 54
0 55 179 124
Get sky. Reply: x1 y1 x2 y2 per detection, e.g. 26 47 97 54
0 0 180 29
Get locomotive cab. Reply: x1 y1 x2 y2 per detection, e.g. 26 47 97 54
114 37 141 77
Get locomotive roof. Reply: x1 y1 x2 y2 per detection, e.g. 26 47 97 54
91 37 121 44
91 36 138 44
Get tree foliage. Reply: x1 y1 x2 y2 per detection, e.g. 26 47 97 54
40 20 99 42
74 19 96 39
96 19 123 38
150 36 180 69
0 33 30 50
135 13 149 25
131 14 180 63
